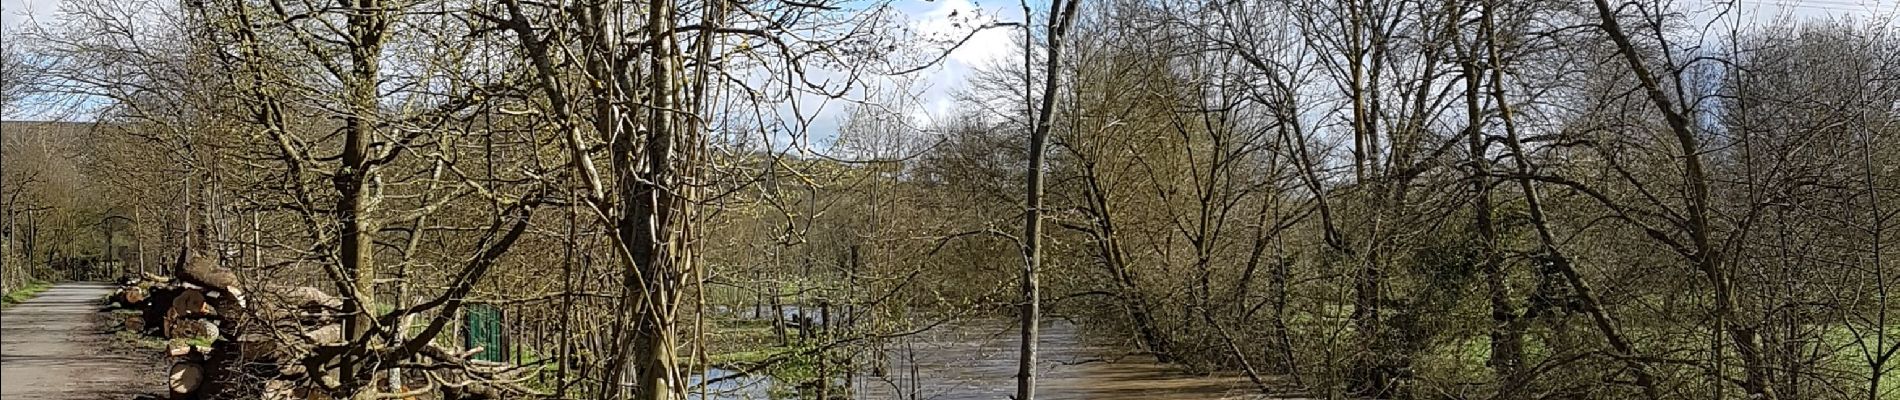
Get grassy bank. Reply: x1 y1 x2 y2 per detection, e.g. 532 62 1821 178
685 318 839 397
1405 322 1900 398
1 281 53 309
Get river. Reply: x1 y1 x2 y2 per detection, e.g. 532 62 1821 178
689 319 1277 399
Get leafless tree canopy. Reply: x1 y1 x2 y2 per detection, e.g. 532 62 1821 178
2 0 1898 399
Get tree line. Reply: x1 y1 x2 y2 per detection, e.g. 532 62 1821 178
1 0 1896 399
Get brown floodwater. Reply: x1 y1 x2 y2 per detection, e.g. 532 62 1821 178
692 319 1284 399
855 319 1276 400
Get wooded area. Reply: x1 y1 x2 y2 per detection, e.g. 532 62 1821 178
2 0 1897 399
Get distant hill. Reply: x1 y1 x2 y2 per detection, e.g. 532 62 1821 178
1 120 106 137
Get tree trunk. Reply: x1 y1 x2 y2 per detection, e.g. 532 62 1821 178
1018 2 1077 398
1343 3 1392 393
616 0 688 397
1462 6 1532 396
1075 167 1171 361
1589 2 1775 398
337 0 386 394
139 209 149 277
1460 39 1523 398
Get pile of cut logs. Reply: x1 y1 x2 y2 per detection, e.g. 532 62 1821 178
106 245 541 400
108 270 346 400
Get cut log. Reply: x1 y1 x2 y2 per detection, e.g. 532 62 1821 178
165 338 213 358
108 285 150 307
302 323 342 345
138 285 185 330
254 287 343 325
176 246 246 308
122 261 551 400
124 313 147 333
142 272 172 284
163 289 222 340
165 318 219 341
125 287 149 305
262 286 341 311
170 290 214 318
168 362 202 399
166 339 191 357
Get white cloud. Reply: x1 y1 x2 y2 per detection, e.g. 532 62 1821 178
910 0 1017 67
1 0 1015 128
2 0 62 32
898 0 1020 126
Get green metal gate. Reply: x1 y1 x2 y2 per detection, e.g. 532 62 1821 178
463 304 507 362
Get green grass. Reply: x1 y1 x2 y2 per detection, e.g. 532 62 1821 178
688 320 835 398
1416 336 1494 382
699 344 832 398
1819 324 1900 399
1407 322 1900 398
181 336 216 348
687 319 800 370
705 346 796 368
114 329 167 350
1 281 53 309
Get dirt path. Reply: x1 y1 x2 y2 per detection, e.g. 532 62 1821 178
2 282 160 399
